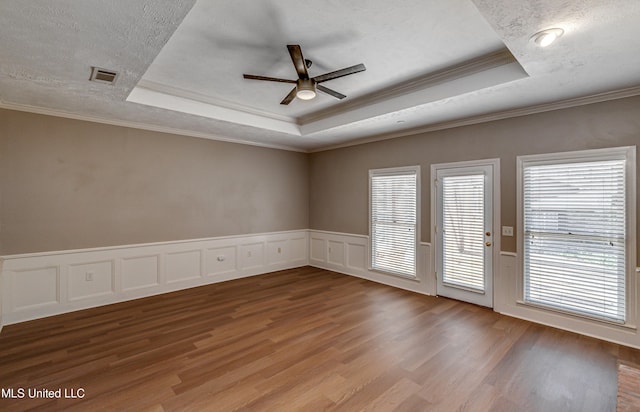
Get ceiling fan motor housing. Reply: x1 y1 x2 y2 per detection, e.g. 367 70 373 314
296 78 317 100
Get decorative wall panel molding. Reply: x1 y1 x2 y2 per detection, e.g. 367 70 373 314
0 230 308 325
3 230 638 350
307 230 434 296
68 260 114 301
121 255 160 292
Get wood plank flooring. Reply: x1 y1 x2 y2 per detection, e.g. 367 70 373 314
1 266 638 411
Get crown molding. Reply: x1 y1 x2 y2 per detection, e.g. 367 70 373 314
127 85 302 136
0 101 306 153
299 49 518 125
309 85 640 153
3 83 640 155
136 79 298 124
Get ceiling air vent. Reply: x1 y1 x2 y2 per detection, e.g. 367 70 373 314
89 67 118 84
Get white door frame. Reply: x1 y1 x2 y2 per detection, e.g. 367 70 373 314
431 158 500 307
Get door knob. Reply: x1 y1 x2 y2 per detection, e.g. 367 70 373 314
485 242 492 246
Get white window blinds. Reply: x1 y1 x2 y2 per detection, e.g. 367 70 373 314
441 174 485 291
523 158 627 323
370 168 418 277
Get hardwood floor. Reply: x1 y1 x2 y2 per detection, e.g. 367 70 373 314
1 266 638 411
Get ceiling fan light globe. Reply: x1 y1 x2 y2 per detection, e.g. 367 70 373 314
296 89 316 100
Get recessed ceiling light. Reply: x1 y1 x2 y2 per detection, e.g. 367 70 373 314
531 28 564 47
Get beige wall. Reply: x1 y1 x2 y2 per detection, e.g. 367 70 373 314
309 96 640 257
2 96 639 257
0 109 309 255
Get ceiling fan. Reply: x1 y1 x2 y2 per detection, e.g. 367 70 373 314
243 44 366 105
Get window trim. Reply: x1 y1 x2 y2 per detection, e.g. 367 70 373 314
368 165 420 279
516 146 637 327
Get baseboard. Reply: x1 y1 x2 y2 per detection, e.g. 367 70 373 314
307 230 435 296
0 230 308 325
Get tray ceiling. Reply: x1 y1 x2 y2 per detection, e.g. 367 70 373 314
1 0 639 151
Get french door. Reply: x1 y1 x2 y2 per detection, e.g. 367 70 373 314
433 161 498 307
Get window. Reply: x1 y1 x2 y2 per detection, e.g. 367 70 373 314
370 166 419 278
518 147 636 324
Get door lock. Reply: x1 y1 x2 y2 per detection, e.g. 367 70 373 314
485 232 491 236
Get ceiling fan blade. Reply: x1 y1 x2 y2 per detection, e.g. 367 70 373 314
280 87 297 105
313 63 366 83
243 74 296 83
317 84 346 100
287 45 309 80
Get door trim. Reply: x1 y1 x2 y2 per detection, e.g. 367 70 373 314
430 158 501 307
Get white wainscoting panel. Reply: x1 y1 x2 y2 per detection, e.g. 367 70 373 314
0 230 308 325
166 250 202 284
122 255 160 291
239 243 265 270
68 260 114 301
205 246 236 276
11 266 60 311
308 230 434 296
327 240 345 266
310 238 326 262
346 242 366 274
290 236 307 262
267 240 288 265
494 251 517 313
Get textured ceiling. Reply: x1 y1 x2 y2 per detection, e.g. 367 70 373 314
1 0 639 152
